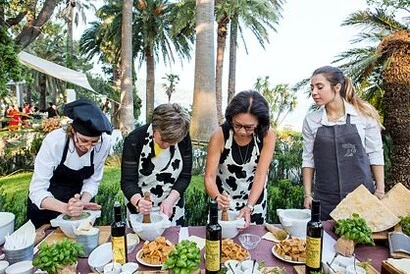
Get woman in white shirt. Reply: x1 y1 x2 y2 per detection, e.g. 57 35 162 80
302 66 384 220
28 100 112 228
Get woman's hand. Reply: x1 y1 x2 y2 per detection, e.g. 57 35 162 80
135 196 153 214
238 207 252 228
304 196 313 209
374 190 385 200
160 198 174 218
66 194 84 216
215 193 230 210
83 202 102 210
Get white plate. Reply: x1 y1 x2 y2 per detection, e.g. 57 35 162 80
135 249 163 268
271 245 304 265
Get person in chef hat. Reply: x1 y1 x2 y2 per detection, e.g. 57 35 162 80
27 99 113 228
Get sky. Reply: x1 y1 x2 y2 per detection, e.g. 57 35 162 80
78 0 369 131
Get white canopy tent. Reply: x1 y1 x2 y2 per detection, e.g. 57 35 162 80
17 51 95 92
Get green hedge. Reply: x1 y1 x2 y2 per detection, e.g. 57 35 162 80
0 167 303 228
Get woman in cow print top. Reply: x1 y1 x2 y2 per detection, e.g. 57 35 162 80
205 90 276 227
121 103 192 226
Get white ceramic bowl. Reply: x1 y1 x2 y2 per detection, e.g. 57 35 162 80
0 261 10 274
218 211 245 239
129 212 171 241
0 212 15 245
50 210 101 238
5 261 33 274
126 233 139 253
88 243 112 273
276 208 311 238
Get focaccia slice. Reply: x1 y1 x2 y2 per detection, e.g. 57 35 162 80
382 183 410 218
330 184 400 232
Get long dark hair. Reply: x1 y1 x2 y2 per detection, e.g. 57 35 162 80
225 90 270 137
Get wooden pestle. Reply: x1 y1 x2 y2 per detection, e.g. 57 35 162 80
221 193 229 221
142 192 152 223
221 208 229 221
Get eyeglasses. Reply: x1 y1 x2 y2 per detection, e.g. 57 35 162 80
231 122 257 132
74 132 101 146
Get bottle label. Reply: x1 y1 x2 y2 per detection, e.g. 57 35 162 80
112 236 127 264
205 239 221 271
306 236 321 268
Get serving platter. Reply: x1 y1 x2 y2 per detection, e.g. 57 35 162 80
136 249 164 268
271 245 304 265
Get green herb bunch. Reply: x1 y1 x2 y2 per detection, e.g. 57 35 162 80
400 215 410 236
162 240 201 274
335 213 374 245
33 238 85 274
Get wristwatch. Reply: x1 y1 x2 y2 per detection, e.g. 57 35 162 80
245 203 254 213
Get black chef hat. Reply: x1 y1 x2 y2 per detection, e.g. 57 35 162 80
64 99 112 137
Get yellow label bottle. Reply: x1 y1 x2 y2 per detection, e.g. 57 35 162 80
112 236 127 264
306 236 321 268
305 200 323 274
205 199 221 274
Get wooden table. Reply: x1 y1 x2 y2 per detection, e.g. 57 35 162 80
71 223 389 274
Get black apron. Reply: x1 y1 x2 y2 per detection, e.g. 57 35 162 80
27 138 95 228
313 115 374 220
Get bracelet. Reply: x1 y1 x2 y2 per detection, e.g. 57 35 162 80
304 193 312 198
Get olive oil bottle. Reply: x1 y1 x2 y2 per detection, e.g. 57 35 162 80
205 199 222 274
305 199 323 273
111 201 127 264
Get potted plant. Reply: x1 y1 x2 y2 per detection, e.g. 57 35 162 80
33 238 85 274
334 213 374 256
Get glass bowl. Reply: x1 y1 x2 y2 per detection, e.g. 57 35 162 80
238 233 261 250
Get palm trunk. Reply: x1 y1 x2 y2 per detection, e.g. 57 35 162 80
145 47 155 122
191 0 218 142
215 17 229 124
119 0 134 134
379 31 410 189
227 14 238 104
112 64 121 129
66 6 74 69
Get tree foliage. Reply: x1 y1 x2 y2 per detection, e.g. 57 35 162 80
0 27 23 95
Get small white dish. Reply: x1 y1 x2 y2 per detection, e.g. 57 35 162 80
121 262 139 274
104 262 121 274
224 259 240 269
0 261 10 274
88 243 112 273
5 261 33 274
126 233 139 253
346 265 366 274
240 260 259 272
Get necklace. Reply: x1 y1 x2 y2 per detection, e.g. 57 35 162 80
237 142 250 164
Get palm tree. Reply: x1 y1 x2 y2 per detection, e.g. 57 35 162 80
214 0 284 122
254 76 297 129
57 0 96 68
119 0 134 134
190 0 218 142
162 73 180 102
130 0 194 121
335 9 410 188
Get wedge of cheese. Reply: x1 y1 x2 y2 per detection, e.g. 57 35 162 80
330 184 400 232
382 183 410 218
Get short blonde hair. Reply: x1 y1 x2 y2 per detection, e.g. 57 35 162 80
151 103 190 143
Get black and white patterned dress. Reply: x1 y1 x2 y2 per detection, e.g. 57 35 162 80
216 124 267 224
121 124 192 226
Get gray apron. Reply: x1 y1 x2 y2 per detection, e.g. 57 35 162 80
313 114 374 220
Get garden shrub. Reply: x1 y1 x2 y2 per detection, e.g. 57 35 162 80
266 179 304 224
